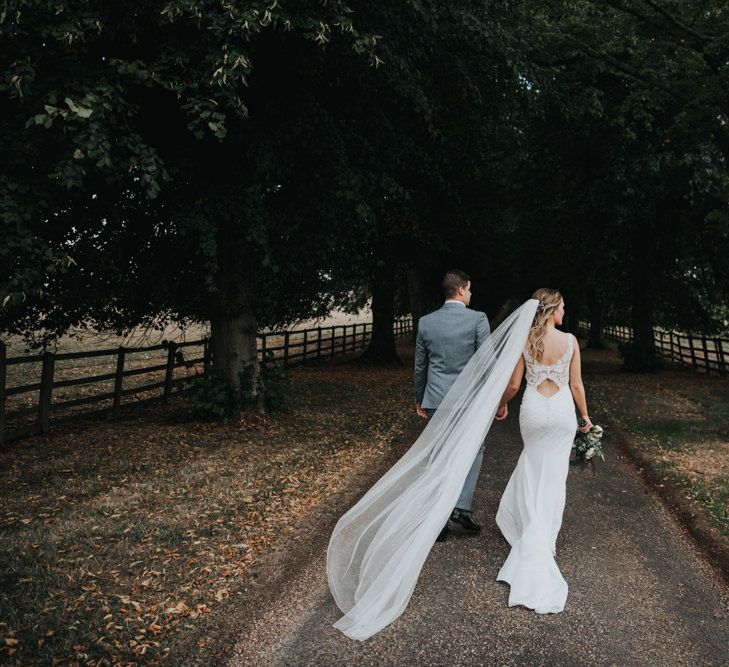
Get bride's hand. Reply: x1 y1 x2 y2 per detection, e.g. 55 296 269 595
495 404 508 420
578 416 593 433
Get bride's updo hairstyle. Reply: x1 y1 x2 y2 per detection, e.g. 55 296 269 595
527 288 563 361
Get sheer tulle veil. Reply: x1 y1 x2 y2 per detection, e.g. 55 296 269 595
326 298 539 640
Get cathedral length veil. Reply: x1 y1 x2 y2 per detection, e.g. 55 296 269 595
327 298 539 641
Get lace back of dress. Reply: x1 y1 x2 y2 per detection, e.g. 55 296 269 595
524 334 573 390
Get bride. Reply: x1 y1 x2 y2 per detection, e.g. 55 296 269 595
327 289 592 640
494 288 591 613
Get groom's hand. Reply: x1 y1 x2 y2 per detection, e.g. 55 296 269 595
495 404 508 420
416 403 428 419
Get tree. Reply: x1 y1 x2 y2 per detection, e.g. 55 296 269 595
1 1 378 394
496 1 729 369
318 0 535 359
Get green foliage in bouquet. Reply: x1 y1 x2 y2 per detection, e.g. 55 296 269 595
184 369 241 423
571 424 605 472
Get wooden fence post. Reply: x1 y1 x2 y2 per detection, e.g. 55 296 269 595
688 335 697 368
163 342 176 403
317 327 322 360
303 329 308 363
0 341 6 443
717 338 726 378
112 346 126 417
330 326 336 359
203 338 212 376
260 335 267 365
283 331 290 368
37 351 55 434
701 336 710 374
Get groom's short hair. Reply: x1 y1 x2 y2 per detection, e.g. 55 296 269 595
442 270 470 298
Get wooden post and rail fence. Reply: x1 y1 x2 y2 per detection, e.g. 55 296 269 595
0 317 414 444
578 322 728 378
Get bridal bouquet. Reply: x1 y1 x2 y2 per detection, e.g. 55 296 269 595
571 424 605 471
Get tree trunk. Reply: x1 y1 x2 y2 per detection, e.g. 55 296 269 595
586 288 605 349
361 234 401 365
623 223 658 372
406 267 426 336
210 298 257 390
626 287 658 371
209 222 262 407
562 297 582 336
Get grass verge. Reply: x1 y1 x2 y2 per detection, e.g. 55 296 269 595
0 342 416 665
581 340 729 577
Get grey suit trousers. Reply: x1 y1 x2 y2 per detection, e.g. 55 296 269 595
425 408 484 513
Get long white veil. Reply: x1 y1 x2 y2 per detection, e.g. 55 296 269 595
327 298 539 641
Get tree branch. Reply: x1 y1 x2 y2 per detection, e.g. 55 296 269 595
565 34 688 103
597 0 678 40
640 0 724 47
566 35 729 165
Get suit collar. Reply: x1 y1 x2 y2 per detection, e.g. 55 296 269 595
442 301 467 309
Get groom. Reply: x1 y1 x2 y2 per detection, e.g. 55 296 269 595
414 270 491 542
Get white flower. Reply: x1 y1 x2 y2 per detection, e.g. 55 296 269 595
591 425 603 437
585 447 596 459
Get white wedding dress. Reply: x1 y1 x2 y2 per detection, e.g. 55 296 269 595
495 333 577 613
328 300 540 641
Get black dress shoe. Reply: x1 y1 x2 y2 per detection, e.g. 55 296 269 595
450 508 482 533
435 523 450 542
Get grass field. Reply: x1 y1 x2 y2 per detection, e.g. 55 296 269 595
2 308 373 358
1 309 375 437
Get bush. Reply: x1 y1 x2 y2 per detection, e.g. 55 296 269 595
185 354 291 422
240 352 291 413
184 369 241 422
259 352 291 413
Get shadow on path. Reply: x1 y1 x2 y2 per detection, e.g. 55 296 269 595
229 400 729 666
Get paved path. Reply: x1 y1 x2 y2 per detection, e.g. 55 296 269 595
229 405 729 666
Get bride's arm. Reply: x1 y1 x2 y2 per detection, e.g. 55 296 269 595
496 355 524 417
569 336 592 432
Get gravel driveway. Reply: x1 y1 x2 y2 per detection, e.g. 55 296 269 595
227 404 729 667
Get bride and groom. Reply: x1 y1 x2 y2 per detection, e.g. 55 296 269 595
327 271 593 641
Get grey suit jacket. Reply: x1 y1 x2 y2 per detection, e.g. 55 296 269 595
414 302 491 410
